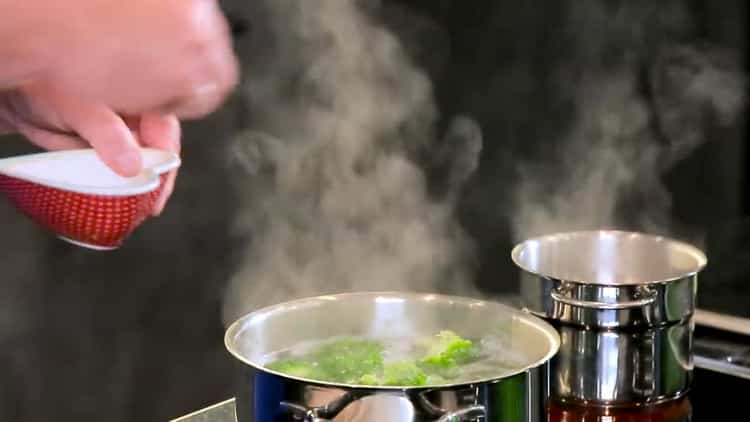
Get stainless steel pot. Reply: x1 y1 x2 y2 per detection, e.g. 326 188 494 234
512 230 707 406
224 292 560 421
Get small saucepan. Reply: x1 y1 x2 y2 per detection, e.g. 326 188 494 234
512 230 707 406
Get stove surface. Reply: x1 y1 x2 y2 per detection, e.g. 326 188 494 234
172 366 748 421
173 321 750 421
172 399 236 422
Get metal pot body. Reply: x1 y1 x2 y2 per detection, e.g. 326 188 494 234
519 272 697 329
225 292 561 422
547 319 693 405
512 230 706 406
234 363 544 421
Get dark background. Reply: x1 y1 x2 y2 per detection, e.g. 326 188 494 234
0 1 746 420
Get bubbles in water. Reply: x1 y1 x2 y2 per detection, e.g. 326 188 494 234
262 331 533 386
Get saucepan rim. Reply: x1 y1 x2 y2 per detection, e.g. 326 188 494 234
224 291 561 390
511 229 708 286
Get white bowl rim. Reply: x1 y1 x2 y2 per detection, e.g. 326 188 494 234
0 148 180 196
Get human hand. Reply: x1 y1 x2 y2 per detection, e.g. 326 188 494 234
0 0 240 214
4 0 240 119
0 84 181 216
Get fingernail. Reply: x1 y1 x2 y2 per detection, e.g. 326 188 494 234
116 150 142 176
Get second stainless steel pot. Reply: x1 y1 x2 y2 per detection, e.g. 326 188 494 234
512 230 707 406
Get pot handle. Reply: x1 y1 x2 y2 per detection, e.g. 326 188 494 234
282 397 486 422
550 286 657 310
436 404 486 422
279 402 323 421
280 392 361 421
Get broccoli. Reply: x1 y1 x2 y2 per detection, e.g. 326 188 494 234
266 331 479 386
266 358 318 379
425 374 447 385
356 362 428 386
382 361 428 386
313 338 384 383
417 330 478 378
358 373 380 385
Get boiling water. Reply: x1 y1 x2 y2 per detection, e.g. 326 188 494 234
262 332 531 386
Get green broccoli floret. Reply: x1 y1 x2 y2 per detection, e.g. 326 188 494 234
358 373 380 385
357 362 428 386
417 330 478 378
267 332 476 386
382 361 428 386
425 374 448 385
313 338 384 383
266 358 318 378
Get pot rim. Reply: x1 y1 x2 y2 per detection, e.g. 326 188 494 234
511 229 708 286
224 291 561 390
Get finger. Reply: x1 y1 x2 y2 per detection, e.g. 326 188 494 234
121 115 141 133
15 121 88 151
138 113 181 153
170 84 229 120
139 113 181 215
170 2 240 120
16 83 143 176
0 102 15 135
152 84 226 120
63 106 143 177
153 169 178 216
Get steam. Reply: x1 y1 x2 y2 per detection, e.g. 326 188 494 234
221 0 747 323
222 0 481 323
511 3 746 243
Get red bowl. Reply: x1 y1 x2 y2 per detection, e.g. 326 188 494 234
0 149 180 250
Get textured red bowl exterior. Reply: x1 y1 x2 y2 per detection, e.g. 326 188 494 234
0 174 166 249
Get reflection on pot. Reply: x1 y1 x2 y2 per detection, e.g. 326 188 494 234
549 321 693 405
547 396 692 422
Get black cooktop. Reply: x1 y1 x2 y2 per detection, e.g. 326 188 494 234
690 325 750 421
691 367 747 421
696 220 750 320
